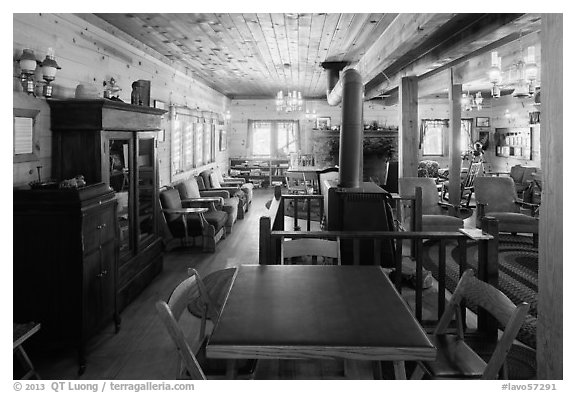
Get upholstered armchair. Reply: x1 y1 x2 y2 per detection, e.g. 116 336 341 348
399 177 464 232
213 166 245 187
199 169 253 216
474 176 539 246
509 165 537 198
175 178 239 234
159 188 228 252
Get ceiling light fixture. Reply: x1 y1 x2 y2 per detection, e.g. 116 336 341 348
488 51 502 98
276 90 304 113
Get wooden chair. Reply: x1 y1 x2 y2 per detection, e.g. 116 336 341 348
156 268 216 379
285 171 310 195
157 268 257 380
280 237 341 265
441 161 483 207
410 269 529 380
14 322 41 380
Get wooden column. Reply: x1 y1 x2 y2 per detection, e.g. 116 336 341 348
399 76 419 177
448 71 462 206
538 13 563 380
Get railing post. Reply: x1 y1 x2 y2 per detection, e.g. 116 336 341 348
478 216 499 338
259 216 271 265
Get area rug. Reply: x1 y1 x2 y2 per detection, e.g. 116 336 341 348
421 234 538 349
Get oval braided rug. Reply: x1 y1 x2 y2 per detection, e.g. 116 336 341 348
421 234 538 350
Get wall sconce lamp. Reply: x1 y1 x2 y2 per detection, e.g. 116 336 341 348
225 110 231 120
40 48 61 97
16 47 61 97
17 49 40 95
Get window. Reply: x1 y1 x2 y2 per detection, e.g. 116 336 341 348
248 120 299 157
171 107 217 177
421 118 474 156
421 119 447 156
461 118 473 153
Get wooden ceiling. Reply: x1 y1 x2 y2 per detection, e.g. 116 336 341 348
81 13 542 101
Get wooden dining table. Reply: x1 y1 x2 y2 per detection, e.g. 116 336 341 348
206 264 435 379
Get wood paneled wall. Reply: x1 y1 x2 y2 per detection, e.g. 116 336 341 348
13 13 230 188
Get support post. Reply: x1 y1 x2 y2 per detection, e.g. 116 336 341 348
448 71 462 206
478 217 499 338
399 76 419 178
538 13 563 380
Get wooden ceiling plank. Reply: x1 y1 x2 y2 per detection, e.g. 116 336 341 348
257 13 288 87
337 14 372 56
271 13 294 88
343 13 398 60
244 13 283 90
310 13 341 97
303 14 325 95
298 14 313 94
285 14 300 93
325 13 355 62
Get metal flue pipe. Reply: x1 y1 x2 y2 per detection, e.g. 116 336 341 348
322 61 347 106
338 69 364 188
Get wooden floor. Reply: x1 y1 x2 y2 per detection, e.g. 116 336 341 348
27 187 471 380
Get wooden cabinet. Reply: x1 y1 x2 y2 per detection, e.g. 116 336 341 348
13 183 119 373
48 99 167 311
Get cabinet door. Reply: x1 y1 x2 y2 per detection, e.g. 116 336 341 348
83 250 102 336
136 134 157 249
105 135 134 261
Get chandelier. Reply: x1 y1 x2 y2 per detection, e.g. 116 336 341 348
276 90 303 112
461 91 483 111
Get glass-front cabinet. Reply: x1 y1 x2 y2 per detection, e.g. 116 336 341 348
48 99 166 311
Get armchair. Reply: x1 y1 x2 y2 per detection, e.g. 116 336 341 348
509 165 537 198
399 177 464 232
176 178 239 234
474 176 539 246
159 188 227 252
212 166 245 187
199 169 253 217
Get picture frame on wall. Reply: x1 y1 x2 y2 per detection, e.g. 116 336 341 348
316 117 331 130
475 117 490 127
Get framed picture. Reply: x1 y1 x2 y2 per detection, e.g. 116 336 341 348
153 100 165 110
316 117 331 130
475 117 490 127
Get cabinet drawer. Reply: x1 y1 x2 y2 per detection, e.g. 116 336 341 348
83 206 116 254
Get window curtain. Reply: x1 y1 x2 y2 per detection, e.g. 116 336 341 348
419 119 449 149
246 119 254 151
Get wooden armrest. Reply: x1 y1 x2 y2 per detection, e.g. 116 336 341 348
162 208 208 215
182 197 223 204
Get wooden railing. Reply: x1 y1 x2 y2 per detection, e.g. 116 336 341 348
259 186 500 336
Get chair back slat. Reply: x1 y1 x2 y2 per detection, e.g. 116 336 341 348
281 237 340 265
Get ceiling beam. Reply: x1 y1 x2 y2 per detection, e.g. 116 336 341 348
326 13 458 105
365 13 541 100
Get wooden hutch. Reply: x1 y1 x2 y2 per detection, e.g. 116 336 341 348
47 99 167 311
